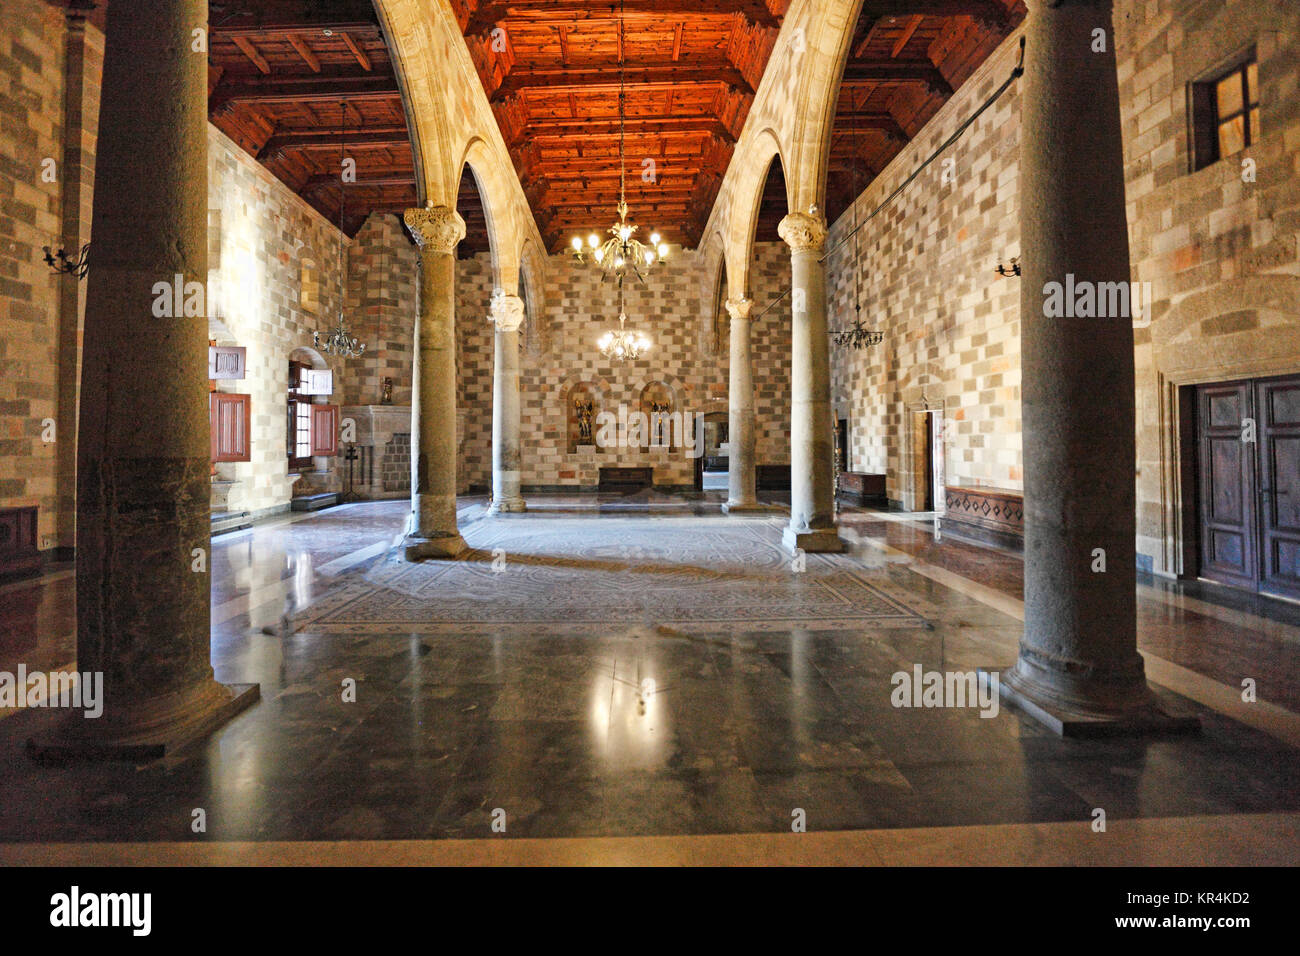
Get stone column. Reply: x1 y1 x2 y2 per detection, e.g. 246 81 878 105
999 0 1194 734
779 211 844 553
37 0 258 761
403 203 467 559
722 297 762 513
488 290 526 514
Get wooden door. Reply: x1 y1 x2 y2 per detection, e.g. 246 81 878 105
1257 376 1300 600
1197 382 1257 589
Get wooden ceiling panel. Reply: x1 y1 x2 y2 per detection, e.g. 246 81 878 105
203 0 1022 256
461 0 787 250
822 0 1026 226
207 0 420 243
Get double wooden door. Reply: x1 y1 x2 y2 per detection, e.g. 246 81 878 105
1197 374 1300 600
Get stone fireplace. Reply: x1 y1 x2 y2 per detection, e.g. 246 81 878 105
340 405 412 500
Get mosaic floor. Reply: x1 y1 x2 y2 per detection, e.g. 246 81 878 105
1 495 1298 852
287 516 926 634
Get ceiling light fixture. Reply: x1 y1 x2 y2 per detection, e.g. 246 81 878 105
597 282 652 363
830 91 884 351
313 100 366 358
569 0 667 289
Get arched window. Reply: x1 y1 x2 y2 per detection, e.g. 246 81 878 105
711 268 728 356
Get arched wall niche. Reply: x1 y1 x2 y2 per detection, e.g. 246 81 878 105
639 381 678 450
568 382 601 453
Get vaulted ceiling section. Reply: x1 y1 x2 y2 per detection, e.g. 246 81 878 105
206 1 434 244
823 0 1026 227
451 0 791 252
199 1 1024 258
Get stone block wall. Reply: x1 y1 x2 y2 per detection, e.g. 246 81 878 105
343 211 418 408
828 0 1300 575
828 27 1025 508
1120 0 1300 574
454 241 792 492
0 2 101 554
206 125 354 518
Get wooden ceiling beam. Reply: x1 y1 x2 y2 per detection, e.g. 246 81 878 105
211 20 381 39
832 109 907 141
492 63 753 101
258 126 410 159
841 61 952 97
340 32 373 71
231 36 271 74
891 15 925 58
856 0 1009 31
304 172 416 193
517 116 736 145
466 1 779 35
287 35 322 73
211 70 400 111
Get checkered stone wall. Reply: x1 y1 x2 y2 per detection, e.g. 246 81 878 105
455 241 792 492
828 30 1025 510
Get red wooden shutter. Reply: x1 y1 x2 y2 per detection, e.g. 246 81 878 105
310 404 339 456
210 393 251 463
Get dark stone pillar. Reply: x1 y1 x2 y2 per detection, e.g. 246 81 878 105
402 204 467 558
35 0 258 762
1000 0 1195 735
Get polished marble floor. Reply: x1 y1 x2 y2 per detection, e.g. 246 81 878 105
1 492 1298 858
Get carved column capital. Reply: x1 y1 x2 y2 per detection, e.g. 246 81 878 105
778 211 828 253
489 290 526 332
725 297 753 321
404 203 465 253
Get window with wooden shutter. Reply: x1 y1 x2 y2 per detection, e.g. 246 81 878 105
310 404 339 456
210 393 251 463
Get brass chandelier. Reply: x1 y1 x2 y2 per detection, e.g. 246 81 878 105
597 283 652 363
829 94 884 352
569 0 668 289
313 101 366 359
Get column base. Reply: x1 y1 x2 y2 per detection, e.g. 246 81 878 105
403 532 468 560
487 497 527 515
782 525 846 554
27 680 260 765
982 666 1201 738
722 500 766 515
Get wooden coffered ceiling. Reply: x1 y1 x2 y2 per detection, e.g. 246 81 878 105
197 0 1023 259
822 0 1026 228
451 0 792 252
205 1 438 246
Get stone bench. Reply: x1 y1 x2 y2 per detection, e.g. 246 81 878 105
211 511 252 536
598 466 653 491
756 464 791 491
290 493 340 512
